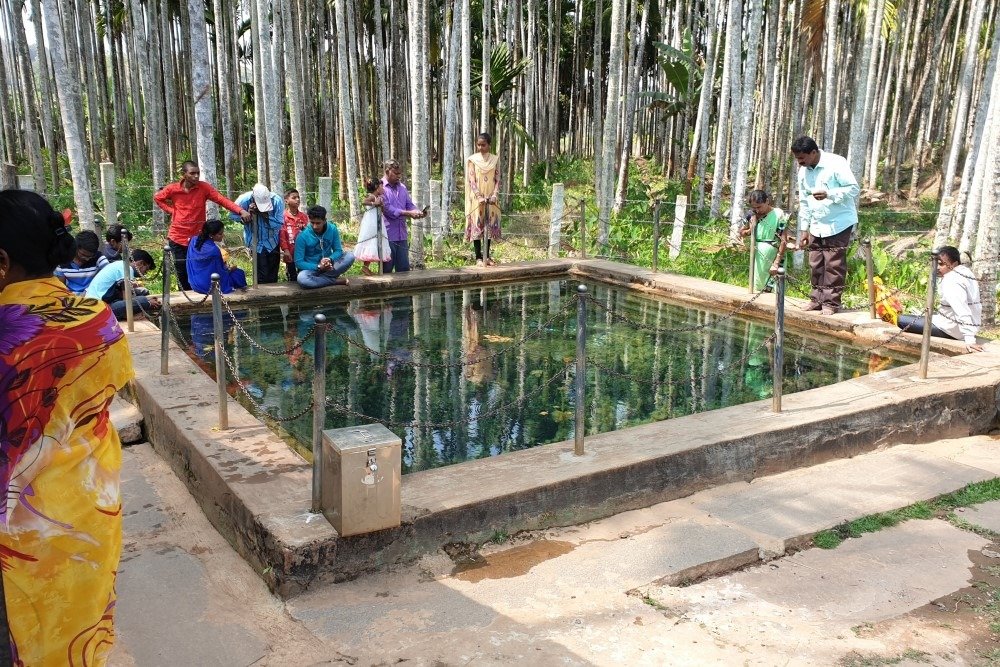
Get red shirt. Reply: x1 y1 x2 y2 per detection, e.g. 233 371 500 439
279 210 309 261
154 180 245 246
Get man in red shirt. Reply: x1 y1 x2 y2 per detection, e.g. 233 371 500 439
154 161 250 290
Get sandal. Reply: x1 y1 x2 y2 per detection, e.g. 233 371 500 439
485 258 498 267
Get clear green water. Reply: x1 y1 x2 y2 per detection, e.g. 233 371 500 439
176 279 912 474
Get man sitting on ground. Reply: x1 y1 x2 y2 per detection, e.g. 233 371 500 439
294 206 355 289
55 230 109 294
85 248 161 320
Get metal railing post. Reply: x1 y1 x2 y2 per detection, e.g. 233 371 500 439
773 268 786 412
748 217 756 294
864 239 876 320
918 253 937 379
579 200 587 259
574 284 587 456
652 199 661 273
251 216 259 288
121 232 134 332
311 313 328 513
160 244 171 374
211 274 229 428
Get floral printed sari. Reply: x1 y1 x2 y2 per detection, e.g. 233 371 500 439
0 277 132 666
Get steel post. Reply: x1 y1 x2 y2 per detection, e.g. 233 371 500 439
160 244 171 374
211 274 228 428
574 284 587 456
773 268 786 412
121 232 134 331
251 216 259 288
865 239 876 320
579 200 587 259
652 200 661 273
311 313 328 513
918 254 938 379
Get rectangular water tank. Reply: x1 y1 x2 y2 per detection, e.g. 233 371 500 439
320 424 401 537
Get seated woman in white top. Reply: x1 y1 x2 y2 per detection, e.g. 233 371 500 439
897 246 983 352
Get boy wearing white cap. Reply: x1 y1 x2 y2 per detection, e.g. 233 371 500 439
231 183 285 283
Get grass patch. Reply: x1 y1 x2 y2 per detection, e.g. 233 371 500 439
640 595 671 613
813 480 1000 550
839 648 930 666
488 529 510 545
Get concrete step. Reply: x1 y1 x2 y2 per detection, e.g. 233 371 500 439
111 395 144 445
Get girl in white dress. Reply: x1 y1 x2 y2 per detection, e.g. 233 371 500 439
354 179 392 276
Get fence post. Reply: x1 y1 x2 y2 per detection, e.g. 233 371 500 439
918 253 937 379
669 195 687 260
549 183 565 258
250 214 259 288
311 313 328 513
578 200 587 259
318 176 333 213
430 179 444 260
211 274 229 429
100 162 116 231
160 244 171 374
864 239 876 320
574 284 587 456
121 232 134 332
748 212 757 293
0 163 15 189
773 268 786 413
16 175 35 191
651 199 661 272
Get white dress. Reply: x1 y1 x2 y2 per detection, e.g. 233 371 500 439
354 207 392 263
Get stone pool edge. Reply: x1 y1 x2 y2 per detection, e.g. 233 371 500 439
132 260 993 596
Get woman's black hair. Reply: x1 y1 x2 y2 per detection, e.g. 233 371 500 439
365 178 381 193
477 132 492 146
747 189 772 205
0 190 76 276
195 219 225 251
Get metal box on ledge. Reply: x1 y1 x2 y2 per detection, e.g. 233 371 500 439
320 424 401 537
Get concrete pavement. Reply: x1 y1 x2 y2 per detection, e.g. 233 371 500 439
111 434 1000 665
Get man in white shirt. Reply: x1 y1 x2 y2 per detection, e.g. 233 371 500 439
791 136 860 315
897 246 983 353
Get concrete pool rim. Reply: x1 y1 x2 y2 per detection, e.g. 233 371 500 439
131 258 997 595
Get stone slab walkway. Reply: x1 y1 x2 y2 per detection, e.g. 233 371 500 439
111 434 1000 665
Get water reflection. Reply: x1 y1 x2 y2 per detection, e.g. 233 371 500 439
179 280 910 474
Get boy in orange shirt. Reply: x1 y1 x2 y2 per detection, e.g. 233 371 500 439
280 188 309 281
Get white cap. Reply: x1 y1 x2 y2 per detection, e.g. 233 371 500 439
251 184 273 212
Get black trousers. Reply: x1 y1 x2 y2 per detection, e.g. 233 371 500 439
255 247 281 284
169 240 191 291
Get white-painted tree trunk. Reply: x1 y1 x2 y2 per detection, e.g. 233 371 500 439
41 0 95 230
372 0 391 161
460 0 472 160
480 0 491 131
847 0 881 179
822 0 840 148
972 64 1000 323
255 0 282 191
728 0 764 241
596 0 626 247
941 0 987 202
709 0 739 220
333 0 360 217
187 0 218 218
278 0 306 193
441 0 462 233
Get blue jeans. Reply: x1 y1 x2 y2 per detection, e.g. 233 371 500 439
297 252 355 289
897 314 957 340
383 240 410 273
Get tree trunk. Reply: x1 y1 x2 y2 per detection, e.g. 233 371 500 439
941 0 988 202
822 0 840 147
441 0 462 233
187 0 219 217
596 0 626 247
847 0 882 179
333 0 360 217
256 0 283 191
728 0 764 240
41 0 95 229
709 0 739 220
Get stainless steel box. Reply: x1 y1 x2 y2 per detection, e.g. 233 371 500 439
320 424 401 537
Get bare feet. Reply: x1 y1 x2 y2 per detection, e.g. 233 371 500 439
485 258 498 267
335 278 349 286
361 265 373 276
475 259 485 267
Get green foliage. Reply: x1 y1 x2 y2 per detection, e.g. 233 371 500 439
641 29 701 116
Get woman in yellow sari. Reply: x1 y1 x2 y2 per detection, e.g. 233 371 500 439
0 190 132 666
464 132 502 266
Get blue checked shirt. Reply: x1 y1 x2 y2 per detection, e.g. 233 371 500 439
231 191 285 252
